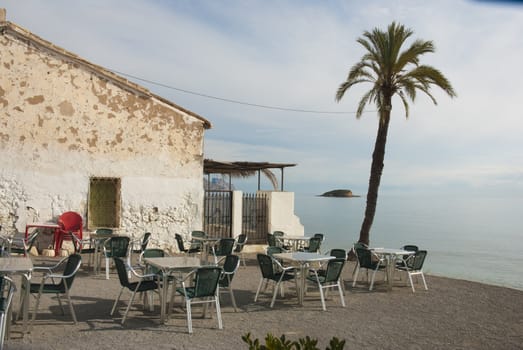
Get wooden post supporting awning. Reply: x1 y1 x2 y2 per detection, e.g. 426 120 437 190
203 159 296 191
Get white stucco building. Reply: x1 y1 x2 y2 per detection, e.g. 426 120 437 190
0 9 212 250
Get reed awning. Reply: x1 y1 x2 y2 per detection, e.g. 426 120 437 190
203 159 297 191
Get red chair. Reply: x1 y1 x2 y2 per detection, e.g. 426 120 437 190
55 212 83 255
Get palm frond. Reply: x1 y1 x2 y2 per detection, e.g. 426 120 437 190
261 169 279 191
398 91 411 118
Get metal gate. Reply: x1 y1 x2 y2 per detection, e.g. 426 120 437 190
242 192 268 244
203 191 232 238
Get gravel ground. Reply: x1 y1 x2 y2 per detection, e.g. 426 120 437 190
4 253 523 350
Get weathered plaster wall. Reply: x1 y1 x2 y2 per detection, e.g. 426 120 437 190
0 29 206 249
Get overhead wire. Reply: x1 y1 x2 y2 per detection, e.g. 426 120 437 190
108 68 376 115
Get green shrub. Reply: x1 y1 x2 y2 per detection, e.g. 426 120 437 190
242 332 346 350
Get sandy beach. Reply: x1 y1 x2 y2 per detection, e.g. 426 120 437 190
5 253 523 350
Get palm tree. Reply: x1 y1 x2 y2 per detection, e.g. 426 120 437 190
335 22 456 245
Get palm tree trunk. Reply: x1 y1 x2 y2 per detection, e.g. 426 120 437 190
358 101 392 246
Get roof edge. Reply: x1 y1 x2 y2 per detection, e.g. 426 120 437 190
0 20 211 129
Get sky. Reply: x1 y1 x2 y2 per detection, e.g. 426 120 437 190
4 0 523 196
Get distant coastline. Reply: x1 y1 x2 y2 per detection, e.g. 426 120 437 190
319 189 360 198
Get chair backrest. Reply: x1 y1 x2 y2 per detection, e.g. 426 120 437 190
266 246 285 257
216 238 236 256
191 231 206 250
58 211 83 241
353 241 368 250
257 253 275 279
106 236 130 258
175 234 187 253
406 250 427 270
22 230 39 249
267 233 277 247
9 231 39 255
140 232 152 251
95 228 113 235
401 244 419 261
219 254 240 287
324 258 346 283
58 212 82 231
27 230 39 244
71 234 84 254
402 245 419 252
234 234 247 252
193 267 222 298
307 237 322 253
113 257 131 288
141 248 166 275
141 248 165 259
329 249 347 259
57 253 82 291
191 230 207 239
313 233 324 241
355 248 377 269
0 276 15 313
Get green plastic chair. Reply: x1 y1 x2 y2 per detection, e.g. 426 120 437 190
266 233 278 248
233 233 248 266
272 231 290 249
175 233 201 254
212 238 236 264
218 255 241 311
95 228 113 235
175 266 223 333
254 254 297 308
26 254 82 325
352 248 387 291
110 257 159 324
396 250 428 292
139 248 166 274
103 236 130 280
301 237 322 253
189 230 207 252
307 258 346 310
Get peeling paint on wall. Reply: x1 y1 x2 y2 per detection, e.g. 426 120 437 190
0 24 208 247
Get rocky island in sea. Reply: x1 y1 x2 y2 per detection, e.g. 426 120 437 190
319 189 360 197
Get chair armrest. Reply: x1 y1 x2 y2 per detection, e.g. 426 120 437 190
46 264 81 280
271 257 295 272
33 255 69 272
128 267 157 280
179 268 197 283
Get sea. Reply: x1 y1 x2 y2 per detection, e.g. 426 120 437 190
293 193 523 291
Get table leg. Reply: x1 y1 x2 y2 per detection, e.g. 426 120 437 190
94 241 100 274
386 256 394 291
21 273 30 333
299 264 306 305
159 271 168 323
202 243 208 264
54 231 62 256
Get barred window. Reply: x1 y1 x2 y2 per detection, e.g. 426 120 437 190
88 177 120 229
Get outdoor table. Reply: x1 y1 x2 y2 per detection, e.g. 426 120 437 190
144 256 201 323
190 237 220 263
24 222 60 255
281 235 311 251
371 248 415 291
0 256 33 334
273 252 334 305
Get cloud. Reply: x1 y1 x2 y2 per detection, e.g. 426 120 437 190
4 0 523 195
